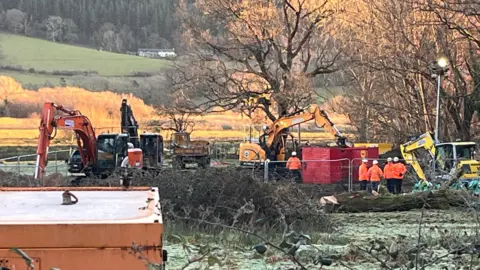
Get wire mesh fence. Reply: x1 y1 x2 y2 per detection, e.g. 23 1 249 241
0 150 72 186
263 159 352 191
2 150 479 190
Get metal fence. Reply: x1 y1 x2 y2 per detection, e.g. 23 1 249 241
263 159 352 190
0 151 474 190
0 150 72 177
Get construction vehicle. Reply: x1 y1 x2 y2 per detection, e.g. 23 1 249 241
120 99 163 169
400 132 480 182
35 102 131 180
34 102 161 181
239 104 351 167
171 131 211 169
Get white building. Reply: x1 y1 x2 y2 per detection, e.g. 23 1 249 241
137 48 177 58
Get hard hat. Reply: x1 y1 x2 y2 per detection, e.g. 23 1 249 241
387 157 392 162
373 160 378 164
291 151 297 156
393 157 399 162
362 159 368 163
127 142 134 149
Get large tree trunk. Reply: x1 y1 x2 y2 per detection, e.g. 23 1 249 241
331 171 476 213
333 189 471 213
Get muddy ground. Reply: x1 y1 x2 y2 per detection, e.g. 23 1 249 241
163 209 479 269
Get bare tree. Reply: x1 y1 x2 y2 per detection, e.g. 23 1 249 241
420 0 480 50
171 0 344 121
333 0 480 141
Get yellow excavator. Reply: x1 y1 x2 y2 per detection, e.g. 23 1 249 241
400 132 480 182
239 104 351 166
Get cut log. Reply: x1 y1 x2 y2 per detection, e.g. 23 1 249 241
332 189 475 213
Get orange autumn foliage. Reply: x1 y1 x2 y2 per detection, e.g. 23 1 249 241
0 76 155 128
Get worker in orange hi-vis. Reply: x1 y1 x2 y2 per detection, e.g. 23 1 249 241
383 157 395 193
286 151 302 183
392 157 407 194
359 159 369 191
368 160 383 192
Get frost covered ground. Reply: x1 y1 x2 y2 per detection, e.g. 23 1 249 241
163 209 480 269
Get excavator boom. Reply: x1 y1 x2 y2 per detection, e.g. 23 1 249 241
239 104 349 164
399 132 436 182
265 105 347 148
120 99 139 147
35 102 97 180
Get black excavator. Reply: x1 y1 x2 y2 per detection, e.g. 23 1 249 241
120 99 164 169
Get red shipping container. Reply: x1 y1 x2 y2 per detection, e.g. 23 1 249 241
300 146 379 184
301 147 350 184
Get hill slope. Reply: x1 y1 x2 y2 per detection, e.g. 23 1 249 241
0 33 168 76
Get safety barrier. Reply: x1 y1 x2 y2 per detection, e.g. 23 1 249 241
0 150 73 180
263 159 352 191
1 152 474 189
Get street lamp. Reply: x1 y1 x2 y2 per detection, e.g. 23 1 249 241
429 56 449 144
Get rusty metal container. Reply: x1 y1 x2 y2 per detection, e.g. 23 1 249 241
0 187 165 270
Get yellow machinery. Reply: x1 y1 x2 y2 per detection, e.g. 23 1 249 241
353 143 393 155
239 104 350 166
400 132 480 182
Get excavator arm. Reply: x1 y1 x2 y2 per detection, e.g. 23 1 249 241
265 105 348 148
120 99 139 147
399 132 436 182
35 102 97 180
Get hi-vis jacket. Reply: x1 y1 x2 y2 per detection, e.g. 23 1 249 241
393 163 407 180
367 165 383 182
359 163 368 181
383 162 395 179
286 157 302 170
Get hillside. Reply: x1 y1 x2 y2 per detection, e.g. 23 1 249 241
0 33 169 87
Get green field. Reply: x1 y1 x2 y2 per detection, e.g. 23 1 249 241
0 70 66 85
0 33 169 83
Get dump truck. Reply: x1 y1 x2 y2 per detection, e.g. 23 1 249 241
0 186 167 270
171 132 211 169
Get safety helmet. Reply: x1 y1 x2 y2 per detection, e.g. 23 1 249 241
362 159 368 163
127 142 134 149
373 160 378 165
393 157 399 162
387 157 392 162
291 151 297 156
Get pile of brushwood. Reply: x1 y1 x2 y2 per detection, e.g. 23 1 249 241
2 166 478 221
130 168 330 231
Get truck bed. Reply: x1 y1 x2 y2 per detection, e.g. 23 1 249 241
0 187 165 270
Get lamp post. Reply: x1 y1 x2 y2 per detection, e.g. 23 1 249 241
429 56 449 144
429 56 449 178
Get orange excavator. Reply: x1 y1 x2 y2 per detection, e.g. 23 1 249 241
35 102 99 180
239 104 352 167
35 102 140 181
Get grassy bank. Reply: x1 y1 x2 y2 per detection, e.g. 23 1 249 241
0 33 169 85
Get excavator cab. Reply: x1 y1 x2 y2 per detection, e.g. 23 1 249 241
435 142 480 180
95 133 129 175
140 133 163 168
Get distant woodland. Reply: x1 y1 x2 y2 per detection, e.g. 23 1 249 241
0 0 178 52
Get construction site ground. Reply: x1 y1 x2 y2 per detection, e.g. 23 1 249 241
163 209 477 269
